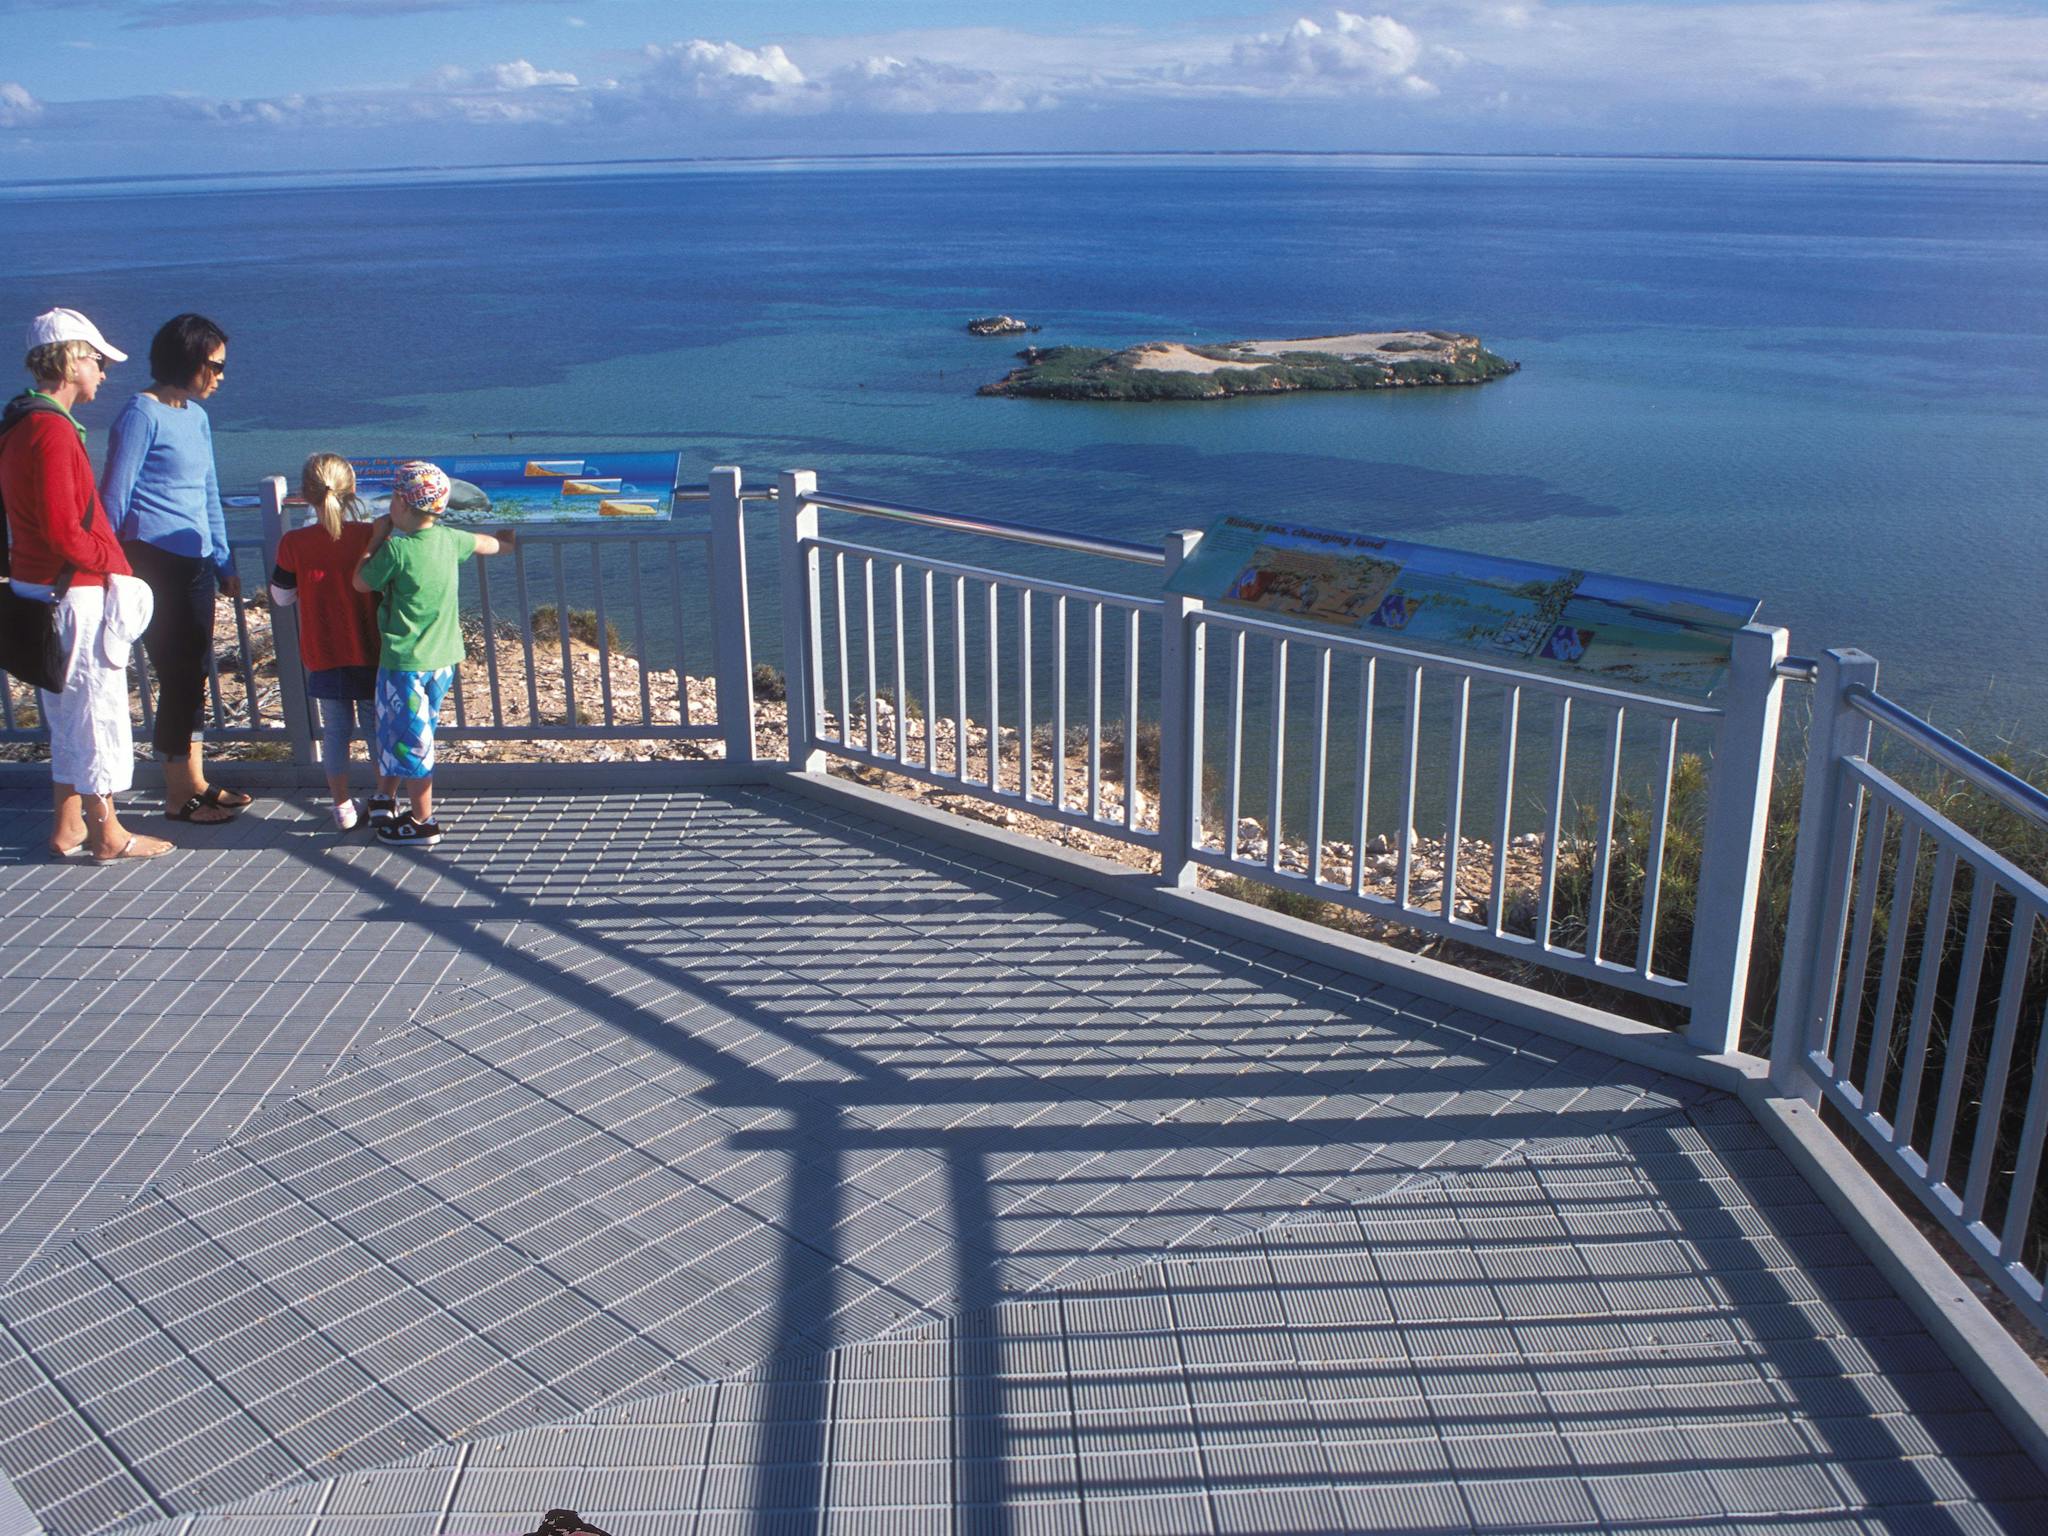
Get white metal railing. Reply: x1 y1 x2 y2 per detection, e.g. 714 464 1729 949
256 468 750 761
780 481 1791 1052
1178 609 1789 1051
1774 649 2048 1332
782 474 1169 847
1188 609 1724 1000
0 466 756 761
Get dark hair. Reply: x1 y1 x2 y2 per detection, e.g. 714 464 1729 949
147 313 228 389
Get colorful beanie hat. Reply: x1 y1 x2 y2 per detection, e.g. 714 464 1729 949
393 460 451 515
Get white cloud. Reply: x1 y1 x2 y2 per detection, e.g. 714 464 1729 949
18 3 2048 166
181 55 592 132
1423 0 2048 132
830 54 1046 115
1232 12 1429 90
627 36 1045 117
487 59 577 90
639 39 814 112
0 81 42 127
430 59 578 92
681 39 804 88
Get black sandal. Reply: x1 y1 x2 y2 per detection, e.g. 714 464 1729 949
167 795 237 824
197 784 253 810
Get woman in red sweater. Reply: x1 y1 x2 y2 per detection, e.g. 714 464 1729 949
0 309 171 862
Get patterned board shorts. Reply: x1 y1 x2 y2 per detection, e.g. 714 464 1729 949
375 667 456 779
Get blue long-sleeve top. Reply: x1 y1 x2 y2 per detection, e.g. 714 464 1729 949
98 393 231 578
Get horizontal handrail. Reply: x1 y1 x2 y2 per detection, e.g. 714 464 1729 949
1777 655 1820 682
1848 756 2048 907
1198 606 1723 719
809 535 1163 612
1849 684 2048 831
226 483 777 510
234 521 707 546
470 522 712 544
802 492 1166 566
673 486 780 503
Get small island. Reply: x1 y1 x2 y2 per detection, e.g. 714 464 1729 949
979 330 1517 401
967 314 1038 336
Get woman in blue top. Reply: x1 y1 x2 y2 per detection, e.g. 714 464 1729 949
100 313 251 823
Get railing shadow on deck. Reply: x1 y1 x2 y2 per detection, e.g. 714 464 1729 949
171 786 2030 1533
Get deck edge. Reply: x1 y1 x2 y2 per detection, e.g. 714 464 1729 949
1741 1088 2048 1480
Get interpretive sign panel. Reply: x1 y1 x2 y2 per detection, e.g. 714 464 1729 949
1167 516 1760 697
347 452 682 524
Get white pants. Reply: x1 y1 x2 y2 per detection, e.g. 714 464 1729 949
37 582 150 798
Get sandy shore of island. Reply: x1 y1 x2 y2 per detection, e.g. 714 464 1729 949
1129 331 1463 373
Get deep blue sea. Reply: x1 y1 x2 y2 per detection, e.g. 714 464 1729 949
3 154 2044 743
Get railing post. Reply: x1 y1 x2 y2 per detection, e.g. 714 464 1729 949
1770 648 1880 1101
259 476 316 768
777 469 826 773
705 466 758 765
1156 529 1205 889
1686 621 1789 1055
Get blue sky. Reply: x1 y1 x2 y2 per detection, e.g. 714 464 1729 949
3 1 2045 178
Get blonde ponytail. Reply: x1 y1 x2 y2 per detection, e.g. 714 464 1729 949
299 453 357 541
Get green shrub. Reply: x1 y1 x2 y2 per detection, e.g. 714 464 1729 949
529 605 623 653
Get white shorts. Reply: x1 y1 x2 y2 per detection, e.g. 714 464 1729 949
39 585 142 798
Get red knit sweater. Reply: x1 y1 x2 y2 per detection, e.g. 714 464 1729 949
0 409 129 589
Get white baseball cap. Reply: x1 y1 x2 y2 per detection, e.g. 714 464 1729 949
25 307 127 364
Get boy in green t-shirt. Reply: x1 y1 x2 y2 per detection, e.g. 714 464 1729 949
352 461 513 847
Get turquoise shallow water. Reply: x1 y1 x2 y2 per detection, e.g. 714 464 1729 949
2 154 2043 741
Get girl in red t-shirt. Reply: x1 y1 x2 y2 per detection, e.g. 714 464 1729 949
270 454 382 829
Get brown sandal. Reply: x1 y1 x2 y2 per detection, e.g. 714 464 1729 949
167 796 235 824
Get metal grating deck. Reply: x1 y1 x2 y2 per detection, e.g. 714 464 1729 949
0 782 2039 1534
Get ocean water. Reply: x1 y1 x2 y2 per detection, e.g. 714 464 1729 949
2 154 2044 743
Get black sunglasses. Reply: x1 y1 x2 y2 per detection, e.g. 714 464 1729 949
199 358 226 378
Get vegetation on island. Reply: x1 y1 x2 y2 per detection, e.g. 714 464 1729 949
967 314 1036 336
980 334 1519 401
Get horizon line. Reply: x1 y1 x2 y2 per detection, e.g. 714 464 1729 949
5 145 2047 195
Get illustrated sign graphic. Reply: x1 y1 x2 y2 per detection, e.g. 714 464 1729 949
347 453 683 523
1167 516 1760 697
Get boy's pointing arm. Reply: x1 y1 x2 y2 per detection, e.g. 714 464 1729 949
352 514 393 594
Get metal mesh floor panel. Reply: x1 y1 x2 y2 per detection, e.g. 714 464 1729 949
0 783 2038 1534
